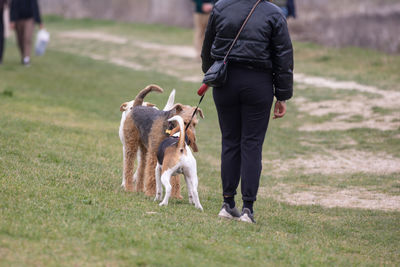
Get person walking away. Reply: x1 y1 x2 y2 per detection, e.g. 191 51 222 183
10 0 43 66
201 0 293 223
286 0 296 18
192 0 214 60
270 0 296 19
0 0 8 64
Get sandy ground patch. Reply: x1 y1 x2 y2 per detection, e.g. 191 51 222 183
294 74 400 131
59 31 128 44
134 41 196 59
58 31 196 58
264 149 400 176
294 73 384 94
55 30 201 82
260 184 400 212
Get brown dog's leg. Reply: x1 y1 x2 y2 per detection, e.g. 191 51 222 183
124 144 138 192
171 175 183 199
144 150 158 196
136 144 147 192
123 120 139 192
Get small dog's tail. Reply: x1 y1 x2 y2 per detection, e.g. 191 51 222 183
168 115 185 153
162 89 176 111
133 84 163 107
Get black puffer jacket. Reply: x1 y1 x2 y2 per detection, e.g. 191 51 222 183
201 0 293 101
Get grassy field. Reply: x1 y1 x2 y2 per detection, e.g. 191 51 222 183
0 17 399 266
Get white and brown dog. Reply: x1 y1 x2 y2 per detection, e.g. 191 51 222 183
119 89 176 188
154 115 203 211
122 85 204 196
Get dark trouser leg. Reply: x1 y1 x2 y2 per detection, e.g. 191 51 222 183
213 84 242 201
240 101 272 202
239 70 274 205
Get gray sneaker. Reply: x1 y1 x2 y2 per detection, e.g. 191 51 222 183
239 208 256 223
218 203 241 220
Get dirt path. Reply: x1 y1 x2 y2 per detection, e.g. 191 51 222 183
260 184 400 212
294 74 400 131
264 150 400 176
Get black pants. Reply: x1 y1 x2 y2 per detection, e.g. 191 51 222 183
213 64 274 202
0 8 4 63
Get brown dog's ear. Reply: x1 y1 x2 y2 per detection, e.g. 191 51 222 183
171 103 183 114
196 108 204 119
120 102 128 112
169 126 180 136
186 128 199 152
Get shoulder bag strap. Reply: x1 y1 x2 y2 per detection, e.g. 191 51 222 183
223 0 262 63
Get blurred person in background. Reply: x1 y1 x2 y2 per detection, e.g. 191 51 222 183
10 0 43 66
192 0 214 60
0 0 8 64
270 0 296 19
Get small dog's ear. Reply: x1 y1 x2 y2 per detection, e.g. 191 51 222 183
171 103 183 114
196 108 204 119
120 102 128 112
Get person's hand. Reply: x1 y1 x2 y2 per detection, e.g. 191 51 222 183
273 100 287 119
10 22 15 30
202 3 213 13
39 23 44 29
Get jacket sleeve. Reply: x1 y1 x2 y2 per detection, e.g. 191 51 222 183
201 10 216 73
33 0 42 24
271 15 294 101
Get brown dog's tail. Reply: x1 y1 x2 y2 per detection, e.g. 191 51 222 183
168 115 185 153
133 84 163 107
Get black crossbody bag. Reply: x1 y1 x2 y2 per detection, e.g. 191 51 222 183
203 0 262 87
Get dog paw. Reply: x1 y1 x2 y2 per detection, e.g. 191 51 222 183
125 185 134 192
154 194 162 202
159 201 168 207
195 204 203 211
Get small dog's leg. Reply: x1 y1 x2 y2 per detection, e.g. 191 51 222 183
154 164 163 201
171 175 183 199
184 175 194 205
159 172 172 206
185 166 203 211
133 147 141 186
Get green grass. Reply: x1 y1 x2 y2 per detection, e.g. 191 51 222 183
0 17 399 266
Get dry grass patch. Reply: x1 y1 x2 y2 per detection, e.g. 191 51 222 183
260 184 400 212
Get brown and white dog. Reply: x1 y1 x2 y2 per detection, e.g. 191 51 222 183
122 84 203 196
154 115 203 210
